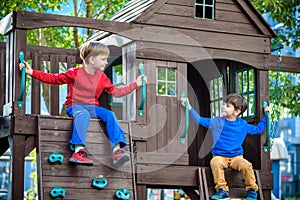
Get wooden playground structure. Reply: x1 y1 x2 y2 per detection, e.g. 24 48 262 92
1 0 300 199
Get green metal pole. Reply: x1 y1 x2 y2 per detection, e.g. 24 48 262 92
138 62 146 117
17 51 26 109
180 91 189 144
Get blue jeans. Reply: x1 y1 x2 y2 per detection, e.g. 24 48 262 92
66 104 126 149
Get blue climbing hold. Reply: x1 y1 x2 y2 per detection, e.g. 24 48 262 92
48 152 64 164
49 186 66 198
91 177 108 189
115 188 130 200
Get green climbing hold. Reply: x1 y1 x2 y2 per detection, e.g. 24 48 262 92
48 152 64 164
115 188 130 200
49 186 66 198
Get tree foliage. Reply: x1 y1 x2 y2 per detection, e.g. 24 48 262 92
251 0 300 117
251 0 300 51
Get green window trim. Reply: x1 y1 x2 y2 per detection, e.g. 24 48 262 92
209 75 224 118
156 67 177 97
236 68 256 118
195 0 215 19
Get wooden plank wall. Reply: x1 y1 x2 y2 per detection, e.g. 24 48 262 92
150 0 260 35
37 116 135 200
135 0 270 69
132 59 188 158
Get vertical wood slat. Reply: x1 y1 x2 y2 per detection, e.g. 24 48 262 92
0 42 6 114
67 55 76 69
6 33 13 104
124 43 137 120
50 54 59 115
144 59 157 152
198 168 205 200
13 29 27 115
156 60 167 152
165 61 177 153
31 52 41 114
255 170 264 200
136 185 147 200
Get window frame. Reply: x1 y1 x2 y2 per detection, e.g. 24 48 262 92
235 67 256 118
194 0 215 20
209 74 225 118
156 66 177 97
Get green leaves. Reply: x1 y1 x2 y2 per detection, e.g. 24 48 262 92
252 0 300 51
252 0 300 117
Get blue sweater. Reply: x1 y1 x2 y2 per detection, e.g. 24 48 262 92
190 108 267 158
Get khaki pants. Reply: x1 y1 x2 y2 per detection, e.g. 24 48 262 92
210 155 258 192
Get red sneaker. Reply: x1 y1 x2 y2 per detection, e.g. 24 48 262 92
69 149 93 166
113 148 130 167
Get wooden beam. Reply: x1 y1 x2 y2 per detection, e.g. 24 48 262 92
14 11 137 37
136 152 189 165
136 41 269 69
13 115 37 135
270 55 300 73
134 0 169 23
137 165 199 186
25 136 36 156
181 187 200 200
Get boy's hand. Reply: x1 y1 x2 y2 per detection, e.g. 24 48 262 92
136 75 147 87
19 61 33 75
180 97 192 110
264 106 270 113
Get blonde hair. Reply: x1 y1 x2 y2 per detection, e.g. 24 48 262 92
79 41 110 64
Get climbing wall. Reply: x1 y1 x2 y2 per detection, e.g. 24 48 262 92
36 116 135 200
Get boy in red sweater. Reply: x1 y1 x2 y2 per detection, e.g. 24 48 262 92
19 41 146 167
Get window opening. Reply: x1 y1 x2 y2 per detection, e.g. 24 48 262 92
195 0 215 19
236 68 256 118
209 75 224 117
156 67 177 97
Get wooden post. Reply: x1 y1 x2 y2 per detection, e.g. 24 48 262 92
11 135 26 200
12 29 27 115
257 70 271 172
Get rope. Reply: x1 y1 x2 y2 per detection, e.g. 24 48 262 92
265 45 284 152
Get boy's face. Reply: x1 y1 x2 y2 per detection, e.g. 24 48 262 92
89 54 109 71
221 102 241 120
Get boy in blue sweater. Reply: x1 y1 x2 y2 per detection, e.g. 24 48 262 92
181 93 269 200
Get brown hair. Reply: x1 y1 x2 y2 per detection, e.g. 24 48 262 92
224 93 248 116
79 41 110 64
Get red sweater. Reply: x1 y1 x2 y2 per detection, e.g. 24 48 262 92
32 66 138 107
